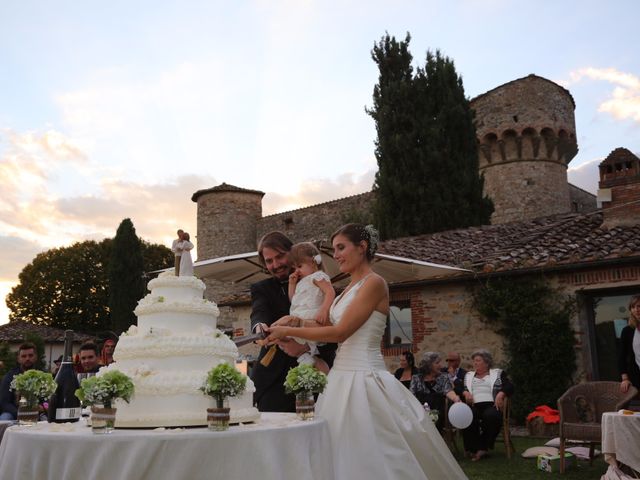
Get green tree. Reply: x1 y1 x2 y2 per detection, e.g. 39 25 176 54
0 342 16 377
7 240 111 332
108 219 145 334
368 33 493 239
474 277 576 422
6 237 172 334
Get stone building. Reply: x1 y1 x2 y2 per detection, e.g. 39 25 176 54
188 75 640 384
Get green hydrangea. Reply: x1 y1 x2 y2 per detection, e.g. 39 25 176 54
201 363 246 407
10 370 57 405
284 364 327 395
75 370 134 408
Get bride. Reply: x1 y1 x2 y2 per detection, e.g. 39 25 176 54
266 223 467 479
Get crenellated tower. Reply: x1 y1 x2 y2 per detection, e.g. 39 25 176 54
470 74 578 224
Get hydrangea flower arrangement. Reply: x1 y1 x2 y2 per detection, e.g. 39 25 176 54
75 370 134 408
201 363 246 408
10 370 57 407
284 364 327 395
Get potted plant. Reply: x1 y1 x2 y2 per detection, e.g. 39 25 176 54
10 370 57 425
201 363 246 431
75 370 134 434
284 364 327 420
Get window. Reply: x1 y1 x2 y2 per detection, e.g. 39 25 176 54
385 300 413 347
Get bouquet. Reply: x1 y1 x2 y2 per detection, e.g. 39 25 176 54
75 370 134 408
284 364 327 395
201 363 247 408
10 370 57 407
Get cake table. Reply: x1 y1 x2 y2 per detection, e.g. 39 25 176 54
0 413 334 480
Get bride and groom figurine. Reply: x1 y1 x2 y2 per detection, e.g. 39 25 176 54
171 229 194 277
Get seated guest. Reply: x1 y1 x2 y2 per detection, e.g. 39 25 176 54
77 342 101 374
619 294 640 394
443 351 467 396
100 339 116 366
0 343 38 420
462 349 514 461
411 351 461 431
394 351 417 389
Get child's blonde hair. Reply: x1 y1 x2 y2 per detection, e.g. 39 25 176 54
290 242 325 272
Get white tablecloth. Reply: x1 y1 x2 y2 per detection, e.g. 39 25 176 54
0 413 334 480
602 411 640 473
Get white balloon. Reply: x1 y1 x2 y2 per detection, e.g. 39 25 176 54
448 402 473 429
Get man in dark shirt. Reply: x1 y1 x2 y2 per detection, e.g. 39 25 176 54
0 342 38 420
250 231 336 412
77 342 101 374
442 351 467 396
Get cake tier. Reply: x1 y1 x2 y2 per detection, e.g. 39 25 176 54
113 390 260 427
135 308 219 333
114 327 237 367
147 273 206 302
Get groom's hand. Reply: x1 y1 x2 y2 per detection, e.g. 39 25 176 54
277 338 310 358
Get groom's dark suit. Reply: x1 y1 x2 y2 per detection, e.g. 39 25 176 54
250 277 337 412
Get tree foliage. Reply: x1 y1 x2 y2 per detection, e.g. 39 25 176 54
0 342 16 378
7 240 112 332
6 232 172 334
474 277 576 422
108 219 146 334
368 33 493 239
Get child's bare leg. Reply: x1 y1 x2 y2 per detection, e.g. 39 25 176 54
313 356 330 374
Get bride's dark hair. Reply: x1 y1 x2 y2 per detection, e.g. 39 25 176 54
331 223 379 261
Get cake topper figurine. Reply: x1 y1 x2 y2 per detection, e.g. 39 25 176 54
175 231 194 276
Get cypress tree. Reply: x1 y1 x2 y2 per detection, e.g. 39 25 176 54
368 34 493 239
108 218 145 334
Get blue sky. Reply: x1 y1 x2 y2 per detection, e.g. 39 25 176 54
1 1 639 324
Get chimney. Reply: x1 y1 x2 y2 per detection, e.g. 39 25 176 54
597 148 640 227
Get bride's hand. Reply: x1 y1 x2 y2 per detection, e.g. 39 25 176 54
265 326 289 344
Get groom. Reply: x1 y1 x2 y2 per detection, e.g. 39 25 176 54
250 231 337 412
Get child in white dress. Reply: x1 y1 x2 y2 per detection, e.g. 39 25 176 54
283 242 335 370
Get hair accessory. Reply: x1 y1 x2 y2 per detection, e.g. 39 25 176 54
313 254 322 265
364 224 380 256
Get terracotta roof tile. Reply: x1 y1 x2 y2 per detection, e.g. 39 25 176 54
0 321 94 343
377 211 640 273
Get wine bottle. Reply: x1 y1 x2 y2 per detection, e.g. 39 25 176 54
48 330 81 423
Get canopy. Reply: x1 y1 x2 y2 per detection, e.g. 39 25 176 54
190 249 469 287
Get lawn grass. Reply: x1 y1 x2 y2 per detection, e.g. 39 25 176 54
455 436 608 480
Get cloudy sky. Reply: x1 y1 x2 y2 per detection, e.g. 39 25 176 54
1 1 639 325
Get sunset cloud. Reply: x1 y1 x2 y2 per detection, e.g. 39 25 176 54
262 169 375 215
565 67 640 123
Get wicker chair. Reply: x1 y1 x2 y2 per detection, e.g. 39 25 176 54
558 381 638 474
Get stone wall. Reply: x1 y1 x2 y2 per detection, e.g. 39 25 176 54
257 191 374 244
482 161 570 224
569 184 597 214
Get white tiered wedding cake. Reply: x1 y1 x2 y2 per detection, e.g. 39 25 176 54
106 272 260 427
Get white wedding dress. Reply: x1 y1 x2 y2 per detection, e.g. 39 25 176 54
316 276 467 480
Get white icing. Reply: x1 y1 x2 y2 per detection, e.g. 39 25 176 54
111 273 259 427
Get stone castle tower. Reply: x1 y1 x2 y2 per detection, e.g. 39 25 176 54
470 74 579 224
191 183 264 260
